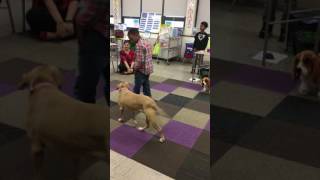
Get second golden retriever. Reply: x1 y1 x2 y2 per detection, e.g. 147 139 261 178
18 65 108 180
116 82 166 143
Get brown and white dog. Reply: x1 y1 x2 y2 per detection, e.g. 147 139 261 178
201 76 211 93
18 65 108 180
116 82 166 143
293 50 320 97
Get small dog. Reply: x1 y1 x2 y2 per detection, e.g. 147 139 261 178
201 76 211 93
116 82 166 143
293 50 320 97
18 65 108 180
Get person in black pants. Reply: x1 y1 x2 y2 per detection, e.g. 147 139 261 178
74 0 108 105
259 0 297 42
192 21 209 73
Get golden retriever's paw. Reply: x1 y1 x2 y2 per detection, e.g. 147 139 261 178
159 137 166 143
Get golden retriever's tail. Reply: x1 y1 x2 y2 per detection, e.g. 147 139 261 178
154 104 170 118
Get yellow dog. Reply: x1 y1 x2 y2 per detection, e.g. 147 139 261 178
116 82 167 143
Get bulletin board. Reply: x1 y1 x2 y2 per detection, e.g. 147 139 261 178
139 12 162 33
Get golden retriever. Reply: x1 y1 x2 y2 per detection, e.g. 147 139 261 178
116 82 166 143
18 65 108 180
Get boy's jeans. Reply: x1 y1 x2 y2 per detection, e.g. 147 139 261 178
192 53 204 73
133 71 151 97
74 28 109 105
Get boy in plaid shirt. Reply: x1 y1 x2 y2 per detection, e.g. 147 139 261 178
74 0 109 105
128 28 153 97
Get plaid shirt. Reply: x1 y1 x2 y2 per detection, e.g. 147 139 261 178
134 38 153 75
76 0 107 37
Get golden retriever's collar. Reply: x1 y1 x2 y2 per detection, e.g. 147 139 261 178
30 82 57 94
117 87 128 92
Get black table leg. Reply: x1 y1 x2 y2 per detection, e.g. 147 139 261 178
262 0 274 66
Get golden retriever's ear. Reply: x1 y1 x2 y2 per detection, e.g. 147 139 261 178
49 66 63 87
117 82 123 90
17 73 30 90
124 82 130 88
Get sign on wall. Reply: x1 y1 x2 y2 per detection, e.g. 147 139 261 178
139 12 162 33
113 0 122 24
184 0 197 36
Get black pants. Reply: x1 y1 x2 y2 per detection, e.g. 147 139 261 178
118 63 129 73
74 28 109 105
133 71 151 97
26 8 67 34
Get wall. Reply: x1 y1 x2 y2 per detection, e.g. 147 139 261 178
110 0 113 16
196 0 210 32
142 0 162 14
164 0 187 17
123 0 140 17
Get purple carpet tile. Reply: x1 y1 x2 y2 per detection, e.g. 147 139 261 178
110 125 153 157
151 83 177 93
182 82 203 91
226 64 296 94
162 120 203 148
0 83 15 97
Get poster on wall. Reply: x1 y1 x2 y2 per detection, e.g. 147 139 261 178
139 12 162 33
184 0 197 36
112 0 121 24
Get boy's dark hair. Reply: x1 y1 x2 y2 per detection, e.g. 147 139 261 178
128 28 140 36
201 21 208 28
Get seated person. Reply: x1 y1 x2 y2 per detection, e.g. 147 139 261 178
26 0 78 40
119 40 135 74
